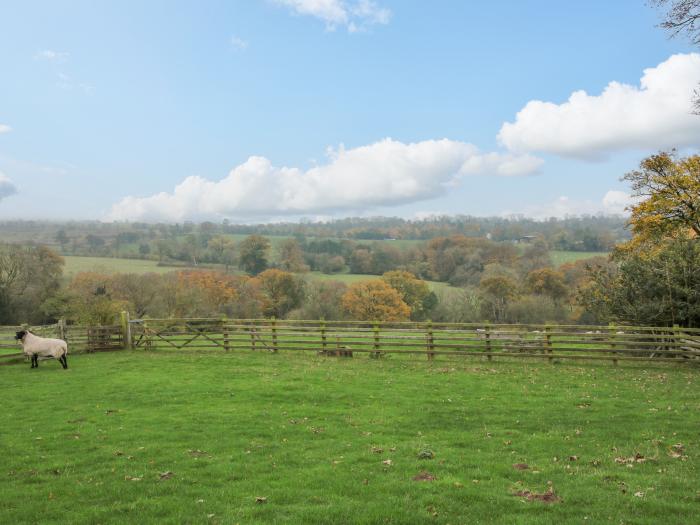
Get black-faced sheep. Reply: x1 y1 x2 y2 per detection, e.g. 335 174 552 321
15 330 68 369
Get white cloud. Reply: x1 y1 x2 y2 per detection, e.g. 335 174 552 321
602 190 637 215
0 124 11 134
498 53 700 159
35 50 70 62
501 190 638 219
274 0 391 32
107 138 542 222
0 172 18 201
231 36 248 50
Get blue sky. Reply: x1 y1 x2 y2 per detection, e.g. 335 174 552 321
0 0 698 222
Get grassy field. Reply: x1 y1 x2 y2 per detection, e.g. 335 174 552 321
550 251 609 266
306 271 452 293
1 350 698 524
62 256 178 277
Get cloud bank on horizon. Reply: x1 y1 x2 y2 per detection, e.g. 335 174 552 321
107 139 543 222
105 52 700 223
0 172 18 202
499 53 700 159
500 190 639 220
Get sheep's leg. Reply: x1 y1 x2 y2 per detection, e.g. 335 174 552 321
60 354 68 369
32 355 38 368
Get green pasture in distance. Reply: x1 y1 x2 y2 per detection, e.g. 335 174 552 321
1 350 697 524
305 271 453 293
549 251 609 266
62 256 180 277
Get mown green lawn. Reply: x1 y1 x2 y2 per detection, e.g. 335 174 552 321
1 350 697 524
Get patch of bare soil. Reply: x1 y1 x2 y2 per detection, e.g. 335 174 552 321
512 489 561 504
412 471 436 482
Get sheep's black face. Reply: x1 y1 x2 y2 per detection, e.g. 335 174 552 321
15 330 26 341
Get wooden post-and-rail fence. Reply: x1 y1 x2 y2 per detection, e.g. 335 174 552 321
124 316 700 365
2 313 700 365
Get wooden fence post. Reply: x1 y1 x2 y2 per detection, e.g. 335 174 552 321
609 323 617 366
372 321 381 359
484 322 492 361
222 316 230 352
143 320 152 351
671 324 679 357
545 325 553 363
271 317 278 353
320 319 327 356
426 320 434 361
250 320 257 351
120 311 132 350
58 318 66 341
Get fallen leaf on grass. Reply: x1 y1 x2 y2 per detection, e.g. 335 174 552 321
255 497 267 504
371 447 383 454
513 463 529 470
412 471 436 482
124 475 142 481
382 459 393 466
568 456 579 462
114 450 124 456
159 471 174 481
614 453 646 465
634 491 644 498
668 443 686 459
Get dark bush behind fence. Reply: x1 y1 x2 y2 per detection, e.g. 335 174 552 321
2 315 700 365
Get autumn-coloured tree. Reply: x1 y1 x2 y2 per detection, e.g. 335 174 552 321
251 269 304 318
109 273 162 317
349 248 373 274
278 238 309 273
290 280 347 320
524 268 568 303
478 275 519 322
341 280 410 321
621 152 700 248
178 271 239 310
65 272 129 324
207 236 236 268
238 235 271 275
0 244 65 323
381 270 436 320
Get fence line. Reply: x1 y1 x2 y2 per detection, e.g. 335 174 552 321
126 317 700 365
2 315 699 365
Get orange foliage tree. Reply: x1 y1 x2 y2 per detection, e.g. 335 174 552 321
250 269 304 318
341 280 411 321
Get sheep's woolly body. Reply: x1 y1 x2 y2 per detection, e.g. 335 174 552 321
20 332 68 359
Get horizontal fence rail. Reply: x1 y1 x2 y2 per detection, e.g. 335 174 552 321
3 317 699 365
126 318 700 365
